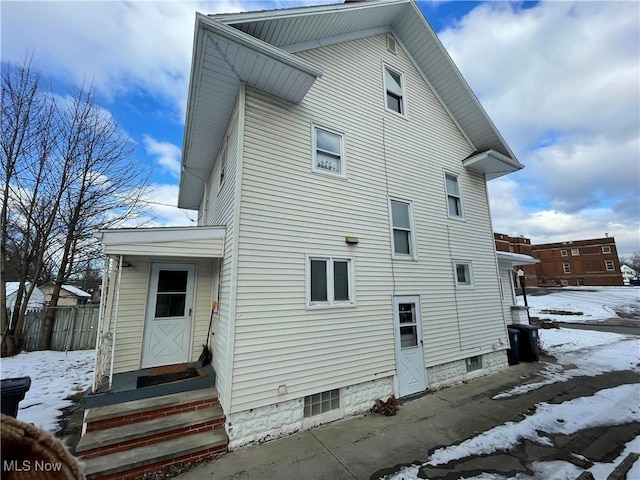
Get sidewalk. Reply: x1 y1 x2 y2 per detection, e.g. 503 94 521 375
177 357 640 480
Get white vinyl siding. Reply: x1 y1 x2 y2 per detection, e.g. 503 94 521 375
111 256 213 375
231 34 505 413
199 98 241 411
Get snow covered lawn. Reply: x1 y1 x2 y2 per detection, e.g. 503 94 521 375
518 286 640 322
0 349 95 434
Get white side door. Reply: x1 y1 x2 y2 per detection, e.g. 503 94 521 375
393 295 427 397
141 263 195 368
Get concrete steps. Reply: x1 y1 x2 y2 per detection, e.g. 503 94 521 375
78 387 227 480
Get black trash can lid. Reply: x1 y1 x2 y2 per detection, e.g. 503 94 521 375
1 376 32 395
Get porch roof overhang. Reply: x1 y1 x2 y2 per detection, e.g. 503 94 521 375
496 251 539 268
463 149 523 180
97 226 226 258
178 14 324 209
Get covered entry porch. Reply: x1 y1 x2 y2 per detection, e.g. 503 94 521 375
90 226 225 407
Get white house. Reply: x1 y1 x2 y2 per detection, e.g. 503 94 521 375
5 282 45 312
621 264 638 285
40 283 92 306
80 1 527 477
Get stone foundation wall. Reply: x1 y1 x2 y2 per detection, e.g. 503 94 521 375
427 350 508 391
225 376 393 450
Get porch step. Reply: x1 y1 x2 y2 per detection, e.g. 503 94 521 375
76 404 225 458
82 430 227 480
84 387 219 432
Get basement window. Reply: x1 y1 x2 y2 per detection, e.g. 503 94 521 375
466 355 483 373
304 389 340 417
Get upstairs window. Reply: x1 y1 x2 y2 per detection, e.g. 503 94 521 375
383 65 406 116
602 245 612 254
571 248 580 256
605 260 615 271
312 126 345 177
560 249 568 257
390 199 415 258
307 255 354 308
563 262 571 274
218 139 228 188
445 173 463 218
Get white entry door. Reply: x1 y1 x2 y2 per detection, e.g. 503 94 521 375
393 296 427 397
141 263 195 368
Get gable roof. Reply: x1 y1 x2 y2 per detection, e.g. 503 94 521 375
178 0 523 209
61 285 91 298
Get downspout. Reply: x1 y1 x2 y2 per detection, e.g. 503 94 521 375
92 255 110 392
108 255 124 391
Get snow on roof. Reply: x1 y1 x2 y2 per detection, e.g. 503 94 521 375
5 282 36 296
62 285 91 297
496 251 540 266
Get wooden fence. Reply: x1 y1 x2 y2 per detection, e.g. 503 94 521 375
19 306 99 351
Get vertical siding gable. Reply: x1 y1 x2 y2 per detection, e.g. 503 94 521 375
232 33 505 412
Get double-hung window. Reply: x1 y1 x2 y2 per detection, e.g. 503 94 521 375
383 65 406 116
445 173 463 218
563 262 571 274
312 126 345 177
390 199 415 258
571 248 579 256
307 255 354 308
454 261 473 288
560 249 568 257
602 245 612 254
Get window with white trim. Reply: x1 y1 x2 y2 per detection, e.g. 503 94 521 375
563 262 571 274
312 126 345 177
304 389 340 417
219 140 227 187
307 255 354 308
383 65 406 116
454 261 473 287
390 199 415 258
602 245 612 254
605 260 615 271
561 249 568 257
445 173 463 218
571 248 579 256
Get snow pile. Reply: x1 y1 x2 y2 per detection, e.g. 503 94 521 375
494 328 640 398
0 349 95 433
518 286 640 322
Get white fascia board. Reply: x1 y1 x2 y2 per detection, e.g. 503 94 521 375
213 0 410 24
198 14 323 79
98 226 226 246
282 26 392 54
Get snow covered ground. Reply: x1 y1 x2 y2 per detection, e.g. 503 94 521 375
0 349 95 434
517 286 640 322
386 288 640 480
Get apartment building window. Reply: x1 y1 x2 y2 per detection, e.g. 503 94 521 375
560 249 568 256
563 262 571 274
571 248 579 256
312 126 345 177
383 65 406 116
455 261 474 287
304 389 340 417
605 260 615 271
389 199 415 258
445 173 463 218
307 255 354 308
602 245 612 254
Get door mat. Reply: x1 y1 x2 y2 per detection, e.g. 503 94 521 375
136 367 200 388
148 363 189 377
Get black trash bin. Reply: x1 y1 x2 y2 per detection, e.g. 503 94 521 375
507 328 520 365
509 324 540 362
1 376 31 418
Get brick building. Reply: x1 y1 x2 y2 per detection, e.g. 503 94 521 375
494 234 624 287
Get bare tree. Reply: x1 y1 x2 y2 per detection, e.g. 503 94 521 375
620 251 640 274
2 60 148 354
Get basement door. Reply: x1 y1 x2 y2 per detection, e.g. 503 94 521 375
141 263 195 368
393 296 427 397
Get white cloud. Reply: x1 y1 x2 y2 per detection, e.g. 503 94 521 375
143 135 182 178
441 1 640 257
142 183 197 227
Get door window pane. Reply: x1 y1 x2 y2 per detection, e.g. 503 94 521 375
155 294 186 318
157 270 188 293
333 260 349 301
400 325 417 348
310 259 328 302
398 303 415 323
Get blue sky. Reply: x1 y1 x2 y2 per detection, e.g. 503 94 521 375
2 0 639 256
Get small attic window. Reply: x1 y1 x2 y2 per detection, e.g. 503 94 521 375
386 34 397 54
